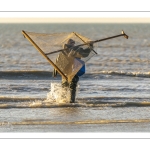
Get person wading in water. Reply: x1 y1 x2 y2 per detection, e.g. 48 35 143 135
53 38 93 103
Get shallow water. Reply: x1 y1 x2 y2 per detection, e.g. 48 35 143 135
0 23 150 132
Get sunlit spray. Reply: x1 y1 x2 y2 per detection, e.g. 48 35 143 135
46 81 79 103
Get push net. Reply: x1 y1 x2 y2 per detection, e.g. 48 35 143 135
22 31 97 82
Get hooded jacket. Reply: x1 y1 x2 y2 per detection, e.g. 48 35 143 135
53 43 93 78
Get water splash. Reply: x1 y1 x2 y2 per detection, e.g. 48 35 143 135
46 81 71 103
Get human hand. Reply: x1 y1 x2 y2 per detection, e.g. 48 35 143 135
87 41 93 47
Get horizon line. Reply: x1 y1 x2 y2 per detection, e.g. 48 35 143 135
0 18 150 23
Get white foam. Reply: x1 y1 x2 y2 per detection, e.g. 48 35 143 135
46 82 71 103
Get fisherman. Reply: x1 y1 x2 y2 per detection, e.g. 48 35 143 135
53 38 93 103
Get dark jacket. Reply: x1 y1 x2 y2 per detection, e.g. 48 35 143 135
53 43 93 78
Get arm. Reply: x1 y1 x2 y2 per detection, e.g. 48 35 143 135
78 42 93 58
65 42 94 58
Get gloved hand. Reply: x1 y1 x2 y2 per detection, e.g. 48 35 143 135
87 41 93 47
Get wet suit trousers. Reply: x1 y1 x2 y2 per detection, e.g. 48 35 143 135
62 75 79 103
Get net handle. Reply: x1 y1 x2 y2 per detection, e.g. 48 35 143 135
45 30 128 56
22 30 68 81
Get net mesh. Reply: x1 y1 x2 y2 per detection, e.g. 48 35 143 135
22 31 97 82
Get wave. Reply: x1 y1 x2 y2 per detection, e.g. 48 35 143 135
0 71 53 80
0 97 43 102
0 96 150 109
0 70 150 79
88 71 150 78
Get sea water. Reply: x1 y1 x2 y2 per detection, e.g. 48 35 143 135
0 23 150 133
46 82 71 103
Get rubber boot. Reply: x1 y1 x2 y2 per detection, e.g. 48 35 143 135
70 89 76 103
69 75 79 103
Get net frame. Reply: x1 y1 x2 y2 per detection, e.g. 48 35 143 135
22 30 97 82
